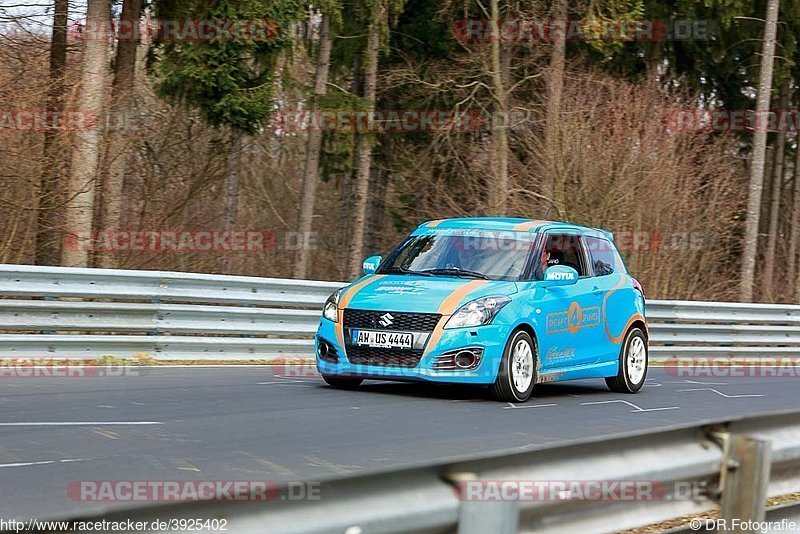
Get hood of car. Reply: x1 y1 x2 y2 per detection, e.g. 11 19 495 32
341 274 518 314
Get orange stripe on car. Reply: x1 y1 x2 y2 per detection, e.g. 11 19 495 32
607 313 647 344
602 255 645 343
335 275 386 348
426 219 445 228
512 220 548 232
423 280 489 356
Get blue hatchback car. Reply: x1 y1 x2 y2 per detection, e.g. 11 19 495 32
315 218 648 402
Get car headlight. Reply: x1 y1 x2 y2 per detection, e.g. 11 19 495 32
322 289 343 322
444 295 511 329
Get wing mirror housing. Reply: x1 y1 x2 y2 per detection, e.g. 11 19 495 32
362 255 383 275
543 265 579 287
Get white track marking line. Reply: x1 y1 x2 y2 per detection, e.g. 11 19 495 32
256 380 316 385
0 421 163 426
0 458 85 468
581 399 679 412
504 403 557 410
677 388 764 398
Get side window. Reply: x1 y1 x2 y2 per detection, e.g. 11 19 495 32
584 236 616 276
538 234 588 278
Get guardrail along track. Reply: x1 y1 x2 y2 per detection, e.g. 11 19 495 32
70 410 800 533
0 264 798 360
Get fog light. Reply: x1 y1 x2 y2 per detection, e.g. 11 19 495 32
454 350 478 369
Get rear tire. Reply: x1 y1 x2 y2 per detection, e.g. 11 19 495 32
605 327 648 393
492 330 537 402
322 375 363 389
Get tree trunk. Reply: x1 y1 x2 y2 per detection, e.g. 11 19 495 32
740 0 780 302
294 13 332 279
221 130 243 273
364 137 391 254
545 0 567 218
346 0 382 279
35 0 68 265
61 0 112 267
791 136 800 303
760 144 775 238
336 52 362 278
488 0 509 215
764 81 790 299
97 0 143 268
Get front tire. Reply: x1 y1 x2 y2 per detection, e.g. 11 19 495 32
322 375 363 389
605 327 648 393
493 330 537 402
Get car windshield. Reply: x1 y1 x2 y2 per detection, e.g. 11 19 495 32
378 234 534 280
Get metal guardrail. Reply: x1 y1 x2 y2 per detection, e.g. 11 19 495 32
0 264 339 359
0 264 798 360
74 409 800 533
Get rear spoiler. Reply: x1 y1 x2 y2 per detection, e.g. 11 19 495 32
597 228 614 242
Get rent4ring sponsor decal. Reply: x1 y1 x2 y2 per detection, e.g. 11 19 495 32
546 302 601 334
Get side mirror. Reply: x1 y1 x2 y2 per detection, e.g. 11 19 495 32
362 255 383 275
543 265 579 287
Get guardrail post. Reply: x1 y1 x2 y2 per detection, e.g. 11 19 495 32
447 472 518 534
457 500 517 534
719 434 771 532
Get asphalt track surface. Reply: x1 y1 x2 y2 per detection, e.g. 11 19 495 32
0 366 798 521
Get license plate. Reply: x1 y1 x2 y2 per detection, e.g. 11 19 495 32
351 330 413 350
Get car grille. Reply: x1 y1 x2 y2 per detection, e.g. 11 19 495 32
345 346 423 368
343 309 441 331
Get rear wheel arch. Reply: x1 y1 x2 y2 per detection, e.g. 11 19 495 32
630 319 648 341
606 326 648 393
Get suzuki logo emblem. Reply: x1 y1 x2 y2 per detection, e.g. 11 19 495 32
378 313 394 327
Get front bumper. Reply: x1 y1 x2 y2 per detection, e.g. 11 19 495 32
315 318 509 384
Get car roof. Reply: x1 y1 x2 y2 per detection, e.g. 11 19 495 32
416 217 612 239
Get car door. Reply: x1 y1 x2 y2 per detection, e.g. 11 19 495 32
582 234 624 363
533 231 602 370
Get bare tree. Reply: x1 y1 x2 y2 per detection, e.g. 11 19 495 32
740 0 780 302
35 0 68 265
294 13 332 279
346 0 382 278
764 80 790 299
221 130 243 273
62 0 112 267
544 0 567 217
791 134 800 302
488 0 509 214
97 0 143 268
